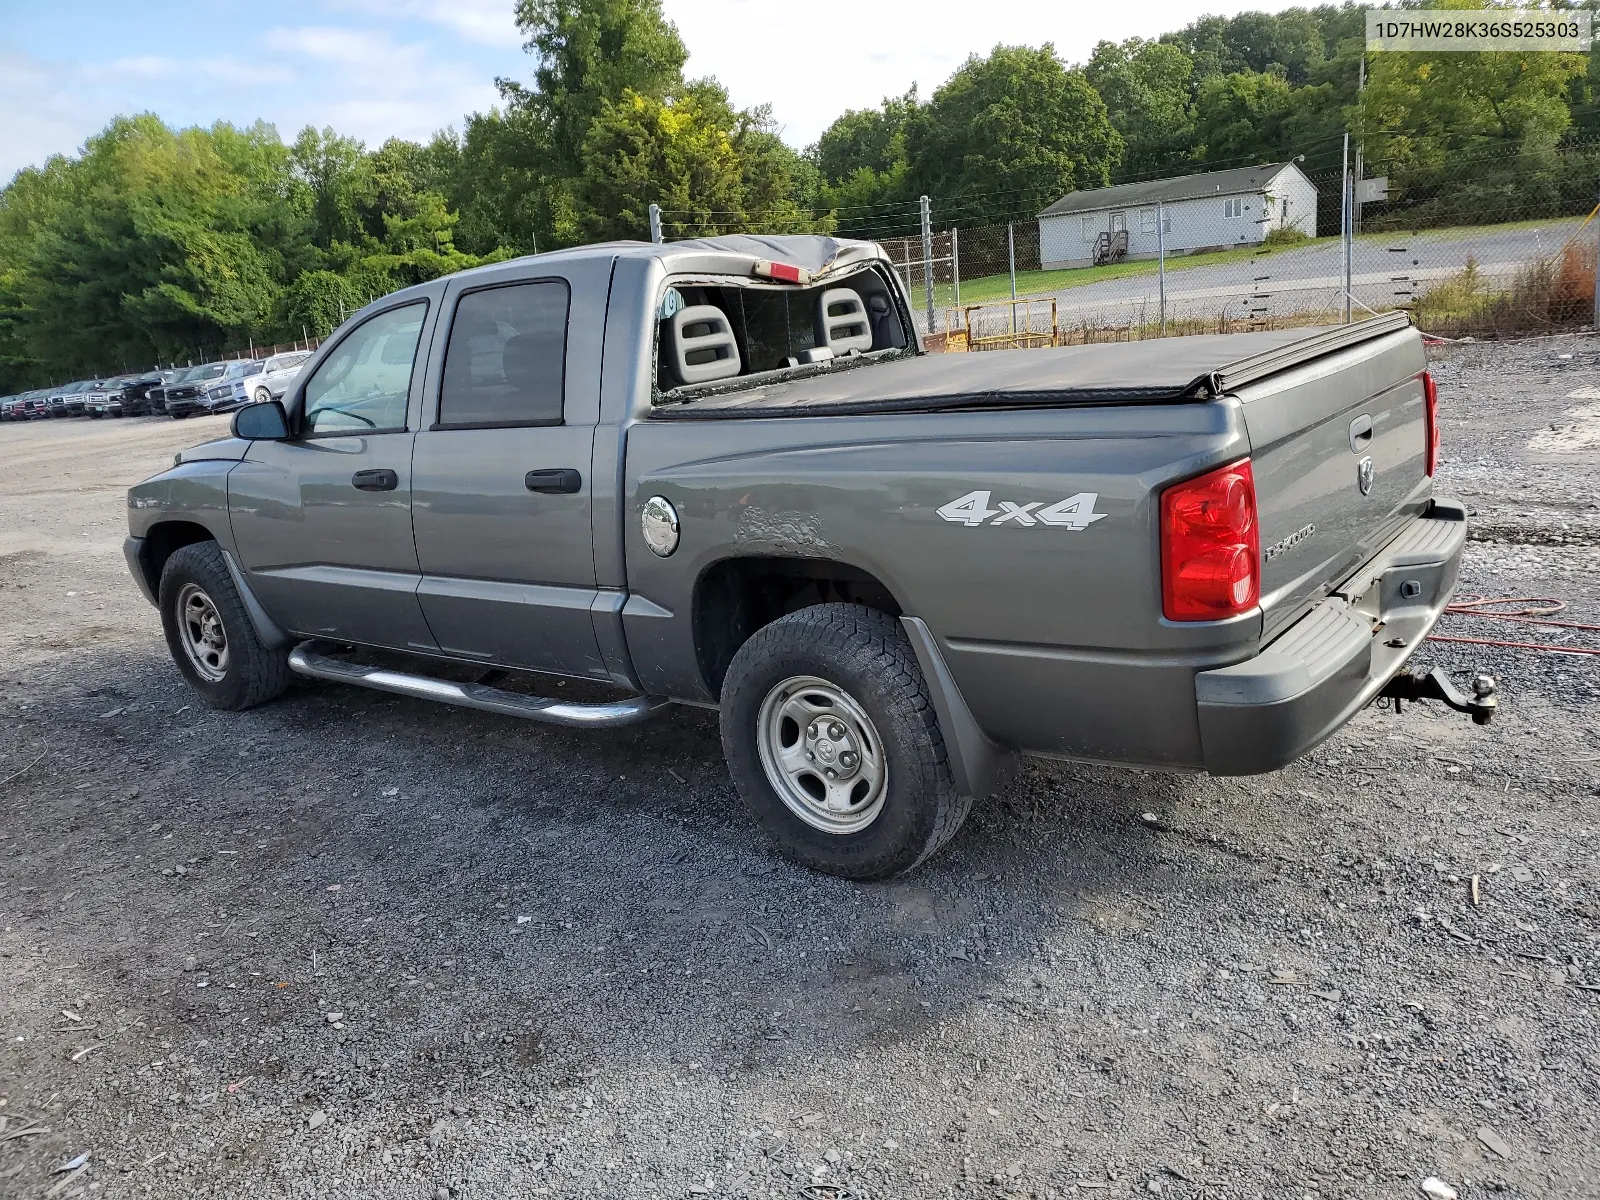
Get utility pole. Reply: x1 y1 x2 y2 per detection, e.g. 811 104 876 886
1007 222 1018 334
919 195 935 334
1353 56 1366 237
951 226 961 306
648 203 663 244
1342 133 1353 324
1157 200 1167 335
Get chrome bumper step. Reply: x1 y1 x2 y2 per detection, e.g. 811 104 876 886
287 642 668 729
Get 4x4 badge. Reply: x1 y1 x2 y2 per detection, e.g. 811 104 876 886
936 490 1106 529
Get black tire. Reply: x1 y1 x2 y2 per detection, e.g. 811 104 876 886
719 603 971 879
158 541 290 710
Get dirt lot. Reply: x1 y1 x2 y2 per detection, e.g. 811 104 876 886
1 343 1598 1200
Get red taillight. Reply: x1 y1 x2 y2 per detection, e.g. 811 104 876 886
1161 458 1260 622
1422 370 1439 476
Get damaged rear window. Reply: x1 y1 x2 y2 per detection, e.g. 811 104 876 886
652 264 913 404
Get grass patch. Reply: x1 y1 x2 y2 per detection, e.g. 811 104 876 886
928 239 1332 308
1414 241 1595 337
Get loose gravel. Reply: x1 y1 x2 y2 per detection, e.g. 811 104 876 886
0 337 1597 1200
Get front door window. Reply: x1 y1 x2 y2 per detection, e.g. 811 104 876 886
302 303 427 434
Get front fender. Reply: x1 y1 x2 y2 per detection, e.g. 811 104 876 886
126 460 238 545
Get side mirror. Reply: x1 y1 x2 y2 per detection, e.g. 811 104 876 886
232 400 290 440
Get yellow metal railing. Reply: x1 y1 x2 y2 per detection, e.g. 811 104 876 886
942 298 1060 352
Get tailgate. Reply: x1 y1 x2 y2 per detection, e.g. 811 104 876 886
1236 323 1430 640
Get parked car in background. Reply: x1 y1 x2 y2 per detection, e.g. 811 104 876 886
18 393 50 419
201 360 268 413
47 380 96 417
0 395 16 420
85 375 141 418
120 369 182 417
246 351 312 404
161 363 231 418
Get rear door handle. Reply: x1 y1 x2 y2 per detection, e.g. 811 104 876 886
1348 414 1374 452
525 468 582 494
352 468 399 492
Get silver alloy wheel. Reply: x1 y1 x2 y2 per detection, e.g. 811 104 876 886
254 387 272 404
756 675 888 835
176 582 229 683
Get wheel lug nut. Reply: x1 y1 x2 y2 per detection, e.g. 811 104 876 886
828 722 845 740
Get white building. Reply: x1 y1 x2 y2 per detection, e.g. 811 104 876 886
1038 162 1318 270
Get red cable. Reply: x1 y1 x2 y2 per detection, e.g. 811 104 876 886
1426 633 1600 656
1428 594 1600 656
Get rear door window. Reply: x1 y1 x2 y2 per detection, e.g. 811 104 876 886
436 281 569 428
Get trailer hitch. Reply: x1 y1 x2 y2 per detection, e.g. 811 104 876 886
1379 666 1498 725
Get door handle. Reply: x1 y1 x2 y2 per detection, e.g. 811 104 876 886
352 468 399 492
1348 414 1374 453
524 468 582 494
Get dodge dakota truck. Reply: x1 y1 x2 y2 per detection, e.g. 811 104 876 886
124 235 1494 878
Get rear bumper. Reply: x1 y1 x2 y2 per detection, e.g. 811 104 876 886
1195 498 1467 775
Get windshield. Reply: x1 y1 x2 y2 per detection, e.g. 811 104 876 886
187 364 227 382
652 265 911 403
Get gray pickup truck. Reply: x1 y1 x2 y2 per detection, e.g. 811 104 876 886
124 235 1493 878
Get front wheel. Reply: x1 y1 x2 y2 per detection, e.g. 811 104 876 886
159 541 290 710
253 387 273 405
719 604 970 879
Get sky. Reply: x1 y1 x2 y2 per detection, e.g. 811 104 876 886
0 0 1314 182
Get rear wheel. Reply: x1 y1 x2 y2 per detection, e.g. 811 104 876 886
720 603 970 878
159 541 290 710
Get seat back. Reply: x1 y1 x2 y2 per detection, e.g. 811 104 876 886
669 305 742 385
815 288 873 355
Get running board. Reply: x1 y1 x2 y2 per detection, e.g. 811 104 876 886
287 642 669 728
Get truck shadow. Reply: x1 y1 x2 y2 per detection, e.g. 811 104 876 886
5 643 1280 1106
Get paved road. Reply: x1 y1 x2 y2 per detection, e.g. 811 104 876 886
926 218 1587 335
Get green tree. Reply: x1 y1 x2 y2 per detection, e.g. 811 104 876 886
289 126 373 248
903 45 1121 224
1355 0 1588 223
511 0 688 173
1085 38 1197 180
576 81 814 241
813 88 917 185
1193 69 1296 163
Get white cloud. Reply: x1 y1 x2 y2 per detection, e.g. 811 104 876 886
329 0 525 48
0 52 106 179
0 25 504 180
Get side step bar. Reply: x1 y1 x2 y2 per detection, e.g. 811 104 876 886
287 642 669 729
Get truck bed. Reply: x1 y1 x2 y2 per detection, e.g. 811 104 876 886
652 312 1412 418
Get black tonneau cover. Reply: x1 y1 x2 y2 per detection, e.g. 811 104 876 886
654 312 1411 419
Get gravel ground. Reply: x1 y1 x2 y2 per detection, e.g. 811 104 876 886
1 341 1597 1200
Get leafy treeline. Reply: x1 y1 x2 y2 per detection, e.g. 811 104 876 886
817 1 1596 231
2 0 1596 388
